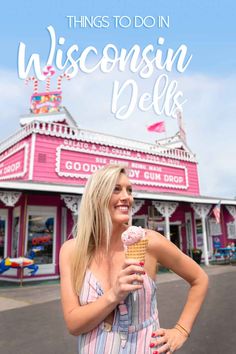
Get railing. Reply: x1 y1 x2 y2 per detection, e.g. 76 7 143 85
0 121 196 162
0 125 32 153
0 121 78 153
31 121 78 137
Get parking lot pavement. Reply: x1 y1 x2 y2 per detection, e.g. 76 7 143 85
0 283 60 312
0 265 236 354
157 263 236 283
0 264 235 312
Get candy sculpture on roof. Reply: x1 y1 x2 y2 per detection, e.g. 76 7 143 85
43 65 56 92
25 76 39 94
25 67 71 114
57 73 71 91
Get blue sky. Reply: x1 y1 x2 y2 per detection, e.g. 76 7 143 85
1 0 235 74
0 0 235 198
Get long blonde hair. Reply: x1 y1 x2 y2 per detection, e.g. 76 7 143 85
72 163 128 294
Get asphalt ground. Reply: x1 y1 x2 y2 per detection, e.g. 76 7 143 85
0 265 235 354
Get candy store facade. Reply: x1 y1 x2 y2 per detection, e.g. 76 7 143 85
0 92 236 282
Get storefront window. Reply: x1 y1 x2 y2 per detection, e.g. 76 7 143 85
185 213 193 256
132 216 147 228
12 214 20 257
27 209 55 265
208 218 222 236
195 218 210 252
195 218 203 251
0 212 7 258
227 222 236 239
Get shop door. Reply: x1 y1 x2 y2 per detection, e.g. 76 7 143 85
170 225 180 248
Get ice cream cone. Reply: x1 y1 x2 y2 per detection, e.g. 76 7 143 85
121 226 149 301
125 239 149 262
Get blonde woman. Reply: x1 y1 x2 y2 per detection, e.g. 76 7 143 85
60 164 208 353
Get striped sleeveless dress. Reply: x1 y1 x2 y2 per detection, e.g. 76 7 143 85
78 269 160 353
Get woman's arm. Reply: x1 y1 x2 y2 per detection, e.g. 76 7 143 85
59 239 145 336
148 231 208 353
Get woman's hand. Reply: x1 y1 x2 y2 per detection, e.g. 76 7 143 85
109 260 145 303
149 327 188 353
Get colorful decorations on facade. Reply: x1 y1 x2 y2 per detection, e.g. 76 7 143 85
25 67 70 114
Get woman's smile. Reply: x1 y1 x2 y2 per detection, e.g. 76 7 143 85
109 173 133 224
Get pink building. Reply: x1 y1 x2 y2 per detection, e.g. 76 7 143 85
0 100 236 282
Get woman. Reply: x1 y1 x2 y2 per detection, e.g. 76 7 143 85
60 164 208 353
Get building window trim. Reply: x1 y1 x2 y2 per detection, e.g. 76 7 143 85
25 206 57 275
0 208 8 258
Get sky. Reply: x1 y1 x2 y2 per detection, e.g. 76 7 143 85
0 0 235 199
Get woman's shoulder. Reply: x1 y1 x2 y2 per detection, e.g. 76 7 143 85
142 229 166 266
145 228 170 253
145 228 164 243
60 238 76 259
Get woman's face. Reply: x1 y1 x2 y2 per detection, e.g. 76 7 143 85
108 173 133 225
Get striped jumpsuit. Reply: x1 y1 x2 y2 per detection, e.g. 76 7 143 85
78 269 160 353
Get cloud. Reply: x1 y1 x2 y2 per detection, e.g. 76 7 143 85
0 69 30 136
180 74 236 198
0 69 235 199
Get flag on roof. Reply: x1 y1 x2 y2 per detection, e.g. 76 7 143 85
147 121 166 133
213 201 221 224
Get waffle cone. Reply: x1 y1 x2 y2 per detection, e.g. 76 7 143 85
125 239 148 261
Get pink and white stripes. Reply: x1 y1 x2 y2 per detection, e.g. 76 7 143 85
78 269 159 353
57 73 71 91
25 77 38 93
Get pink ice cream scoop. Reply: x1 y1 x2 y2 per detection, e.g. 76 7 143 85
121 226 146 251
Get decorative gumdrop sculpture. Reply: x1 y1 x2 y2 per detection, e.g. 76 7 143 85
25 67 70 114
